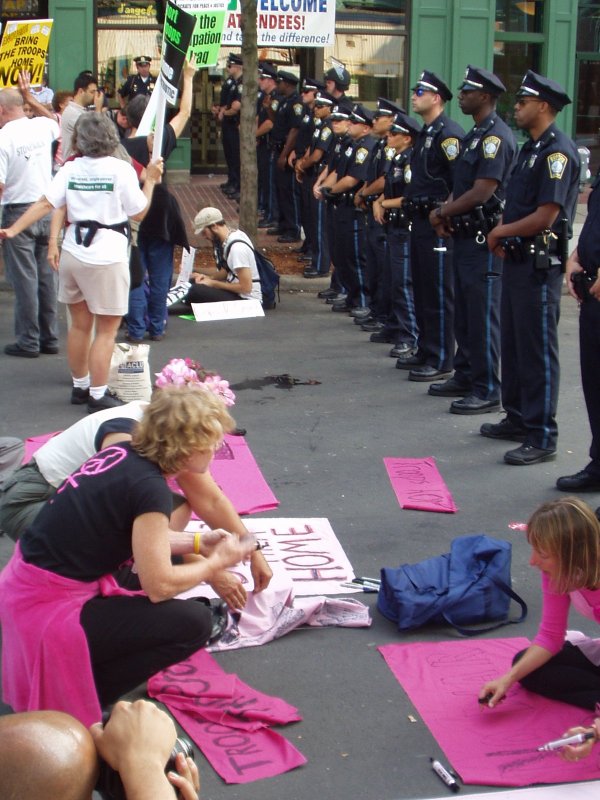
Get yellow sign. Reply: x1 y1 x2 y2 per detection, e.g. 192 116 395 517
0 19 53 89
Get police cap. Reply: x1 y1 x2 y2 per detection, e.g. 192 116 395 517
374 97 406 118
301 77 326 94
389 112 421 137
134 56 152 66
412 70 452 102
259 62 277 80
314 91 336 107
227 53 243 66
458 65 506 96
329 101 354 121
277 70 299 86
515 70 571 111
350 103 374 125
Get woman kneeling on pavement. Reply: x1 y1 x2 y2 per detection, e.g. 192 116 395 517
0 387 256 725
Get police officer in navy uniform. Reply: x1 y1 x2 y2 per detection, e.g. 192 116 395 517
555 170 600 497
428 66 517 414
118 56 155 107
220 54 243 200
483 71 580 465
398 70 465 381
370 112 421 357
257 62 279 227
268 70 304 243
324 65 351 103
355 98 405 325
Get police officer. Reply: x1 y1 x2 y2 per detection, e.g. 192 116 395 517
325 104 377 315
118 56 155 107
218 54 242 199
398 70 465 381
299 91 336 278
324 64 351 103
257 62 279 227
370 112 421 358
428 66 517 414
555 171 600 496
293 78 326 261
355 98 405 325
213 54 237 192
268 70 304 243
483 71 580 465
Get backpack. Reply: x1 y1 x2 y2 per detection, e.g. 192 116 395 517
224 238 280 310
377 534 528 636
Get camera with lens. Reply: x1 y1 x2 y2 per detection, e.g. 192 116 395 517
95 711 194 800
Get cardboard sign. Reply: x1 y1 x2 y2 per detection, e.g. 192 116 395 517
159 0 196 104
191 298 265 321
178 0 228 68
0 19 53 88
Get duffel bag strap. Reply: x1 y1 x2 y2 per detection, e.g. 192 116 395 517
441 576 528 637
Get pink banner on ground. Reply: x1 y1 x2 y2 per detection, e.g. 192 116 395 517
379 638 600 787
25 432 279 517
383 456 458 513
148 650 306 783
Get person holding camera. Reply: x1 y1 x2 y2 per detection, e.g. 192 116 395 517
0 700 199 800
555 169 600 508
0 388 257 726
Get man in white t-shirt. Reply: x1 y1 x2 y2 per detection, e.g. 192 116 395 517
0 88 59 357
184 206 262 304
60 73 102 163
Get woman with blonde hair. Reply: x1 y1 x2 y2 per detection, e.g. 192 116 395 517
480 497 600 711
0 387 256 726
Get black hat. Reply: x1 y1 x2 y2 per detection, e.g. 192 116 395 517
350 103 374 125
329 101 354 120
314 91 336 107
134 56 152 65
227 53 243 66
389 112 421 137
277 70 299 86
412 70 452 102
374 97 406 118
515 70 571 111
458 65 506 96
301 77 326 94
324 64 351 91
259 62 277 80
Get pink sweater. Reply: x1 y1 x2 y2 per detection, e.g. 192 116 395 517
532 572 600 663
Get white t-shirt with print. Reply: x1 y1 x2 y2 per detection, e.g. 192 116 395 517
45 156 147 264
225 230 262 302
0 116 59 204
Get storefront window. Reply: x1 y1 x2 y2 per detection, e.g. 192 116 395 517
97 1 161 102
495 0 544 34
1 0 47 18
493 41 542 128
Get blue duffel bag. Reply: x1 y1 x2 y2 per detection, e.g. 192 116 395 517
377 534 528 635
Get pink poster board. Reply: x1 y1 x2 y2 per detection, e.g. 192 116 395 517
384 456 458 513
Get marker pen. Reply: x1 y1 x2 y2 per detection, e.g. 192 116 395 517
537 731 596 752
430 757 460 793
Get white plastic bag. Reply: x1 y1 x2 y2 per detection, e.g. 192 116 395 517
108 343 152 402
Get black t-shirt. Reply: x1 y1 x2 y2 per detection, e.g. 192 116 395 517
20 443 172 581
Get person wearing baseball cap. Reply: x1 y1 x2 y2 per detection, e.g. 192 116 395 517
427 65 517 418
118 56 155 107
397 70 465 382
483 71 580 465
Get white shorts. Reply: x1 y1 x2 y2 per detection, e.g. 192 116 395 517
58 250 130 316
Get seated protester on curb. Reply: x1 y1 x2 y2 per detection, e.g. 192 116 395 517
0 112 163 414
173 207 262 306
479 497 600 712
0 700 199 800
0 377 272 608
0 388 257 723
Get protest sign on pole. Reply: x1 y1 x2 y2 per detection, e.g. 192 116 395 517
0 19 53 89
221 0 335 47
177 0 228 68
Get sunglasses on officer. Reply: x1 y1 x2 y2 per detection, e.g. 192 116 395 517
413 87 433 97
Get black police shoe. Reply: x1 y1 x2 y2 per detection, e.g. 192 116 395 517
303 270 323 279
556 469 600 492
504 444 556 466
318 288 338 299
480 418 528 442
350 306 372 320
408 366 452 382
369 328 393 341
395 354 425 370
389 343 414 359
450 395 501 415
428 377 471 397
362 321 386 333
266 227 282 236
258 219 274 228
277 234 301 244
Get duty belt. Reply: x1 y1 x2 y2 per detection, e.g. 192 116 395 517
404 196 441 219
451 208 502 243
385 209 410 230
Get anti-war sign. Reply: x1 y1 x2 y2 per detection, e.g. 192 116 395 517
177 0 228 68
0 19 53 89
222 0 335 47
159 0 196 104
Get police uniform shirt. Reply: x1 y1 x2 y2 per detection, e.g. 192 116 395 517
295 105 317 159
310 120 334 166
271 91 304 145
327 132 352 172
384 147 413 200
576 169 600 271
502 122 580 234
406 112 464 199
223 77 242 124
452 112 517 202
365 138 396 186
336 133 378 182
220 76 235 107
119 74 155 100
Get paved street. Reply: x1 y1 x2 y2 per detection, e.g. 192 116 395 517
0 249 597 798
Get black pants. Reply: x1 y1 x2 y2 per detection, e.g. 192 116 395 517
365 212 388 318
222 122 240 190
335 204 370 308
186 283 243 303
580 293 600 476
275 163 300 237
514 642 600 710
80 595 212 707
386 226 418 348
